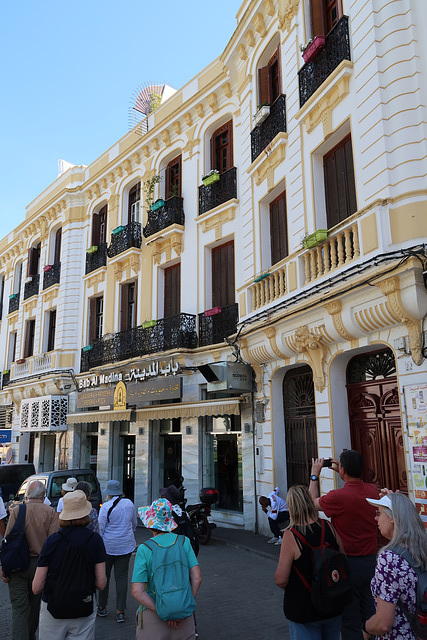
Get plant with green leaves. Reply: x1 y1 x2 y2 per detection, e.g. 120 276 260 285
144 174 162 211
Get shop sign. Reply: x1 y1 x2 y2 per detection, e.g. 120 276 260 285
404 383 427 523
78 358 180 391
0 430 12 443
90 455 97 464
77 376 182 410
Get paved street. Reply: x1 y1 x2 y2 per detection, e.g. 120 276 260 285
0 527 289 640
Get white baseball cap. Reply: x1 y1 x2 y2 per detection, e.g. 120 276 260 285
366 495 393 511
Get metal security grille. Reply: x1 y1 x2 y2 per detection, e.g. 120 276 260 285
283 366 317 487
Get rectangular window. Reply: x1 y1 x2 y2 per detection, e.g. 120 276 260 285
27 244 41 277
91 205 108 246
89 297 103 344
8 332 16 368
311 0 341 37
324 134 357 229
46 310 56 352
24 319 36 358
54 229 62 264
166 156 182 198
129 184 141 223
164 264 181 318
270 192 288 265
211 121 233 174
120 282 137 331
212 241 235 308
258 47 281 106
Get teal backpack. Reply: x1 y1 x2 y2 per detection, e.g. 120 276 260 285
143 535 196 622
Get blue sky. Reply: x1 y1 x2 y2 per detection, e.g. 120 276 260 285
0 0 240 242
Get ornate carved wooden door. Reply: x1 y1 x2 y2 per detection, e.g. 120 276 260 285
347 350 407 493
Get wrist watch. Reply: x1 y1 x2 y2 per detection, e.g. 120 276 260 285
310 474 319 482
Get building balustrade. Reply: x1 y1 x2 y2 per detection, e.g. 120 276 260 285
198 167 237 216
33 353 52 373
23 274 40 301
198 303 239 347
299 16 351 107
43 262 61 290
107 222 142 258
85 243 107 275
250 267 287 311
81 313 197 371
143 196 185 238
303 222 360 284
251 94 287 162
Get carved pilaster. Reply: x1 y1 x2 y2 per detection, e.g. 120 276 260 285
264 326 289 361
294 325 327 392
324 300 356 341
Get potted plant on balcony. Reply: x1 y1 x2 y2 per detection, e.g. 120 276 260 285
253 102 270 127
9 293 18 299
2 370 10 375
204 307 222 317
82 345 93 352
151 198 165 212
43 264 53 272
301 229 328 249
142 320 157 329
202 169 220 186
16 359 26 365
112 225 125 235
144 174 162 211
87 245 98 254
300 35 326 64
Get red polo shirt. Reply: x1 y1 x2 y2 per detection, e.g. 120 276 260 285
319 480 378 556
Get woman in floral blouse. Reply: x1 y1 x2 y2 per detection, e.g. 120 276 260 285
362 492 427 640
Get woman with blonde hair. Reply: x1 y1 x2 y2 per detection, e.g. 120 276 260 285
362 492 427 639
275 485 347 640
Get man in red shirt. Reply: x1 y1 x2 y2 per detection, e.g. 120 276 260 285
309 450 378 640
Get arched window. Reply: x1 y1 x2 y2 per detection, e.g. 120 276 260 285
211 121 233 174
91 204 108 246
128 184 141 223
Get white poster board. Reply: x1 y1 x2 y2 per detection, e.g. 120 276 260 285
403 383 427 524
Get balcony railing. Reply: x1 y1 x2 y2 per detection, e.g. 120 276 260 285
33 353 52 374
303 222 360 284
198 167 237 216
81 313 197 371
143 197 185 238
23 274 40 301
8 293 19 314
1 371 10 388
107 222 142 259
251 267 287 311
251 94 287 163
198 303 239 347
299 16 351 108
43 262 61 290
86 243 107 275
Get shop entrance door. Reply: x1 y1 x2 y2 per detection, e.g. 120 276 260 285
161 434 182 488
346 349 407 493
122 435 135 501
40 434 56 471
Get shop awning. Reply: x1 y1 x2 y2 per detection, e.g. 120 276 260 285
135 397 243 420
67 409 132 424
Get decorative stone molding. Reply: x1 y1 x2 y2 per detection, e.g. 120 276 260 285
183 127 200 159
142 145 150 158
222 82 232 99
173 121 181 135
324 300 356 341
238 44 247 61
184 113 193 127
278 0 299 32
93 184 100 198
86 271 106 289
22 298 38 313
152 232 184 265
199 205 236 240
264 326 289 361
100 178 107 190
161 129 171 146
113 254 141 282
196 104 204 118
375 276 423 366
245 30 255 47
123 159 132 174
152 138 159 151
252 133 288 188
132 152 140 165
42 285 59 307
293 325 327 392
116 166 123 178
263 0 275 16
208 93 218 113
302 70 352 137
254 13 266 37
108 172 115 184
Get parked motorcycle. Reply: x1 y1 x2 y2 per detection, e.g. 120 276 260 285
186 488 219 545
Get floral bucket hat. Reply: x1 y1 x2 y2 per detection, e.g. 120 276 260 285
138 498 177 532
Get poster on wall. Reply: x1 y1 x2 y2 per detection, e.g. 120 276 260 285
403 383 427 523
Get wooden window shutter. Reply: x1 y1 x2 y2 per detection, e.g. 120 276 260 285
24 320 35 358
258 66 269 106
91 212 100 246
164 264 181 318
89 298 97 344
324 134 357 228
131 281 138 328
166 156 182 198
99 205 108 243
120 285 129 331
54 229 62 264
311 0 325 37
270 192 288 265
211 121 233 173
344 137 357 215
27 247 40 277
212 241 234 308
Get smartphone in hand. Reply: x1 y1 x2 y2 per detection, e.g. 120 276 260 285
322 459 333 468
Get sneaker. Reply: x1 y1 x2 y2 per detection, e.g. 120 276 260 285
275 537 283 546
267 536 279 544
97 607 107 617
116 613 125 623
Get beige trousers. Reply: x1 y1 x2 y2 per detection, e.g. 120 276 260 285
136 607 195 640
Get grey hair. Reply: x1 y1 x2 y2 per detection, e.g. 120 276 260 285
75 481 92 498
382 492 427 568
26 480 46 500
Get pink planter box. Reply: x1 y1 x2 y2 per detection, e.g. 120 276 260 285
204 307 222 317
302 36 325 64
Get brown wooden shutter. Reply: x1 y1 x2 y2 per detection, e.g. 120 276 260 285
166 156 182 198
311 0 325 36
120 285 129 331
27 247 40 277
91 213 100 246
99 205 108 243
258 66 269 106
24 319 35 358
324 134 357 228
212 241 235 308
164 264 181 318
344 137 357 216
54 229 62 264
211 121 233 173
131 281 138 328
89 298 97 344
270 192 288 264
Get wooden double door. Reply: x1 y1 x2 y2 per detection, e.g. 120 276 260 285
347 378 407 493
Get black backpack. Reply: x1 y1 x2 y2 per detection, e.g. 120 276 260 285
291 519 353 616
392 545 427 640
0 504 30 578
47 530 96 619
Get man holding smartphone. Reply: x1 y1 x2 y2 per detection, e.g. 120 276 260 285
309 450 379 640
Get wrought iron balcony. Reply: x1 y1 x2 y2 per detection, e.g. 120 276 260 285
198 167 237 216
251 94 287 163
81 313 197 371
198 303 239 347
43 262 61 290
107 222 142 259
143 196 185 238
299 16 351 108
85 243 107 275
1 371 10 388
23 274 40 301
8 293 19 314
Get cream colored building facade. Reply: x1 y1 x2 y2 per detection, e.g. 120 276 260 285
0 0 426 532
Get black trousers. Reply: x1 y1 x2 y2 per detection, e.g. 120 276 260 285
268 511 289 537
341 554 376 640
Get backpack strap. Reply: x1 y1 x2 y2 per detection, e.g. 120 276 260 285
107 496 123 523
14 503 26 531
143 536 178 551
289 521 328 592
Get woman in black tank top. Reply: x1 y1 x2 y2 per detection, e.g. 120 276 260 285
274 485 345 640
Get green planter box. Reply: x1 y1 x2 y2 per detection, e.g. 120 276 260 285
150 199 165 212
82 345 93 352
253 272 270 283
302 230 328 249
202 173 220 186
112 225 125 235
142 320 157 329
87 246 98 254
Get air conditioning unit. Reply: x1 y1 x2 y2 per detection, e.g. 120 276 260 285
130 201 140 222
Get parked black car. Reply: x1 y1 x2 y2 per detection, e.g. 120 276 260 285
0 463 36 501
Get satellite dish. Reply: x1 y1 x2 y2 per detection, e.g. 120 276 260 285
129 82 177 133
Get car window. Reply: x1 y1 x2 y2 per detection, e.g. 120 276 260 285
76 474 98 494
50 476 68 498
16 480 30 501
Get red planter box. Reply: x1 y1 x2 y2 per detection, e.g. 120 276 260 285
302 36 325 64
204 307 222 317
